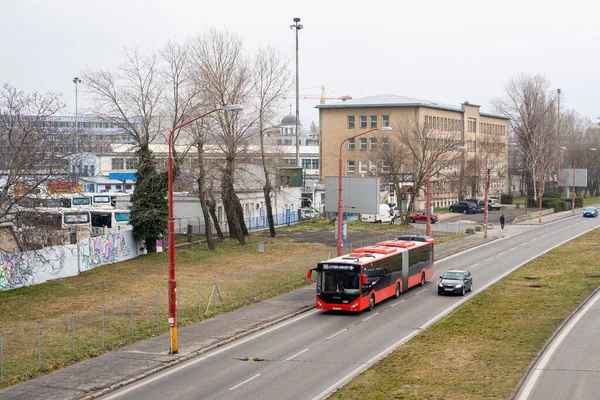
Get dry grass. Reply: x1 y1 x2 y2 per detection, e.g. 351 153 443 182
0 231 336 387
330 229 600 400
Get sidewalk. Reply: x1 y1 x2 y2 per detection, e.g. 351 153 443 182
0 208 579 400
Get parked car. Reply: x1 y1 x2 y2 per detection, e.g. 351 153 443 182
301 209 320 220
488 198 501 210
583 207 598 218
449 201 478 214
409 212 438 224
438 269 473 296
464 199 485 213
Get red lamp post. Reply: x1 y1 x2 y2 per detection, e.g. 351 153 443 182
167 105 242 354
538 158 543 223
425 171 431 237
337 126 391 256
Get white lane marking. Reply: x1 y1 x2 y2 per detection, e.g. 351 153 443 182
326 328 348 340
414 289 427 295
313 223 600 400
390 300 405 307
286 348 309 361
471 262 480 268
361 312 379 322
517 289 600 399
531 238 538 242
229 374 261 391
102 309 319 399
483 257 493 262
497 251 505 256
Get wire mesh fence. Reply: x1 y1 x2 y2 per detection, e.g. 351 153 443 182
0 249 328 386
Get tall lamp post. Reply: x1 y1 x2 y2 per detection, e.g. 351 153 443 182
337 126 392 256
290 17 303 168
73 77 81 187
167 104 242 354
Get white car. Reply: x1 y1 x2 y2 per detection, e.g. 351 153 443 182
487 198 501 210
301 209 320 220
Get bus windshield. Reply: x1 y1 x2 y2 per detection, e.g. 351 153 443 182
72 197 91 206
318 264 361 296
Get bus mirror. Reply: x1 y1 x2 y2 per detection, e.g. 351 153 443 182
361 274 367 285
307 269 312 279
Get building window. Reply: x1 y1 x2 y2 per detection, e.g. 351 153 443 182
347 116 355 129
311 159 319 169
125 158 137 170
382 137 389 149
382 115 390 127
359 137 367 151
370 137 377 150
369 161 377 174
302 159 311 169
359 115 367 128
111 158 124 170
370 115 377 128
347 160 355 173
381 161 390 173
359 160 367 173
348 138 355 150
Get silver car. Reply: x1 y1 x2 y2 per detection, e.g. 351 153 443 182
438 269 473 296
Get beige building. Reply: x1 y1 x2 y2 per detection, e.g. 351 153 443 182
317 94 510 210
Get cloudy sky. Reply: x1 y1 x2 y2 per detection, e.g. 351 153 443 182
2 0 598 127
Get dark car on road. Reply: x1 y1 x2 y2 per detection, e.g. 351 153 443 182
583 207 598 218
438 269 473 296
449 201 478 214
409 212 438 224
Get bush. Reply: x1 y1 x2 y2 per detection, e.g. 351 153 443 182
548 201 558 212
500 193 513 204
576 197 584 208
542 197 561 208
527 198 537 208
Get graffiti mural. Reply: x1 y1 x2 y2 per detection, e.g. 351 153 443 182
0 253 34 290
1 231 139 291
81 232 133 271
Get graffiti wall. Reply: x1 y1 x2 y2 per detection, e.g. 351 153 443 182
0 231 139 291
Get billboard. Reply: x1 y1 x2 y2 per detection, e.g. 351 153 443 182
558 169 587 187
324 176 380 215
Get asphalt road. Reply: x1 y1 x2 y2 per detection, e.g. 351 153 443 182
99 214 600 400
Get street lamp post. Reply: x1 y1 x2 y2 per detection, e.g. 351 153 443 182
73 77 81 187
290 17 303 168
337 126 392 256
167 105 242 354
538 158 543 223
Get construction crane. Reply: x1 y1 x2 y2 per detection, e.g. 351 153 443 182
283 86 352 105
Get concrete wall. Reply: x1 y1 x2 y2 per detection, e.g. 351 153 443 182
0 230 140 291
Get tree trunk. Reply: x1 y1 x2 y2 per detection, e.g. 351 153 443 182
264 184 276 237
221 160 245 245
206 195 224 241
196 142 215 250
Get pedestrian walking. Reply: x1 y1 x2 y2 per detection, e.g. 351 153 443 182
500 214 505 229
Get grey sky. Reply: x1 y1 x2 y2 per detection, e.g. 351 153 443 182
2 0 598 127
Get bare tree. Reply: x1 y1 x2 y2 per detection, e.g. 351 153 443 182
82 47 167 252
82 46 164 147
252 45 292 237
493 73 558 201
189 28 254 245
392 117 463 215
0 84 65 252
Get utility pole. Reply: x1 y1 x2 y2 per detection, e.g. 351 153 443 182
73 77 81 188
290 17 303 168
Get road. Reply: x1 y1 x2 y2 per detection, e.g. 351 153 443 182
100 215 600 400
516 280 600 400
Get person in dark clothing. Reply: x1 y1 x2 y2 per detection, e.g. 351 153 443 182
500 214 505 229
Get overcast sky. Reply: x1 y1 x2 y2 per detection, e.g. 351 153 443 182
2 0 599 127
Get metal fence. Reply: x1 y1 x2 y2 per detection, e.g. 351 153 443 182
0 250 325 386
174 209 302 236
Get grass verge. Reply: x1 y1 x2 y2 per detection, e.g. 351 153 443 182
330 227 600 400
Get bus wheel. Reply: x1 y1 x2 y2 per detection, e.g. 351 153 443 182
394 283 401 299
419 272 425 286
368 294 375 311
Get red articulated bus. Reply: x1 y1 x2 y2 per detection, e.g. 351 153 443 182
307 235 434 312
